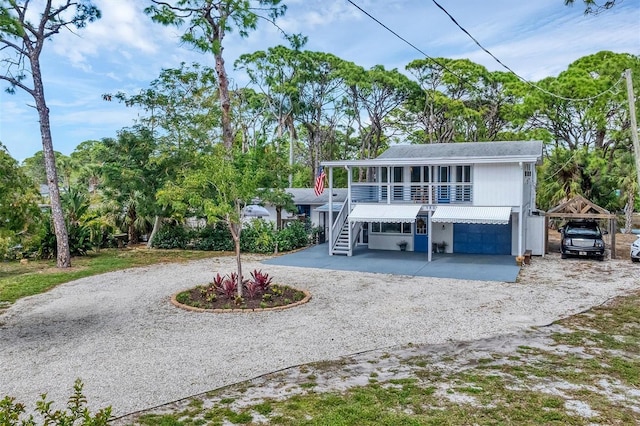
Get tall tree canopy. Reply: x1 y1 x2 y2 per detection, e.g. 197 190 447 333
0 143 39 232
531 51 640 221
145 0 288 150
158 145 260 294
564 0 620 14
97 127 171 246
0 0 100 267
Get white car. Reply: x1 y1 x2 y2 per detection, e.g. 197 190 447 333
632 235 640 263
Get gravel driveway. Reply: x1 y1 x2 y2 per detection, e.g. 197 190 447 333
1 253 638 416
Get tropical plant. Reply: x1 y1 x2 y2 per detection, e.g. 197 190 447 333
0 0 101 268
243 280 262 299
275 220 309 252
158 145 260 296
0 144 41 259
0 379 111 426
98 127 167 245
212 273 225 288
151 223 191 249
249 269 273 293
215 273 239 300
241 219 276 253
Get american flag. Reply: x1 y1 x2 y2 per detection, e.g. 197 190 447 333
314 166 326 197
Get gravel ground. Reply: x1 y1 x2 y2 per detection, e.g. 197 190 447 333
0 253 638 417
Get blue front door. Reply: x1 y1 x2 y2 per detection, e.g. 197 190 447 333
414 217 428 252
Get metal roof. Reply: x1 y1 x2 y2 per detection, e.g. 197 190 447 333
431 206 512 225
314 202 344 212
286 188 348 205
322 141 543 167
348 204 422 223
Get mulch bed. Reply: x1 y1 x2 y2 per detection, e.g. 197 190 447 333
176 284 307 310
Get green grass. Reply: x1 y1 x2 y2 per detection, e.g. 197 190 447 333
5 248 638 425
0 248 218 304
124 291 640 425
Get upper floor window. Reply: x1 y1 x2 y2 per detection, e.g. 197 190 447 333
410 166 431 183
410 166 420 183
393 167 403 183
455 165 471 183
439 166 450 183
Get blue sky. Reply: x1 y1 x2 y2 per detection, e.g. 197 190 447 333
1 0 639 161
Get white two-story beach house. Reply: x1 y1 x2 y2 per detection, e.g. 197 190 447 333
321 140 545 260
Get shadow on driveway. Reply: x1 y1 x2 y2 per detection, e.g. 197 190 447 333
263 244 521 282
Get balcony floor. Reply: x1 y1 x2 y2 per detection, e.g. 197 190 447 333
263 244 521 283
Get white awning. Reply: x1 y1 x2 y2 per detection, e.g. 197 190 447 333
349 204 422 223
432 206 512 225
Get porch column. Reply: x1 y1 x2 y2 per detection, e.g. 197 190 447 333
387 166 391 204
427 210 432 262
347 166 352 257
328 167 333 256
347 166 351 214
518 162 523 256
518 209 523 257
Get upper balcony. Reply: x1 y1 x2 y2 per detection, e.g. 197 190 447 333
350 182 473 205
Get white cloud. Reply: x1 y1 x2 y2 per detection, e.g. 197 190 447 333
1 0 638 160
50 1 171 71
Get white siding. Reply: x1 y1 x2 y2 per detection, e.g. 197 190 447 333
368 233 414 251
431 223 453 253
526 215 545 256
473 164 521 206
510 213 519 256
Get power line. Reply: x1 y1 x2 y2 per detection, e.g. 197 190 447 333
429 0 624 102
345 0 624 103
344 0 479 93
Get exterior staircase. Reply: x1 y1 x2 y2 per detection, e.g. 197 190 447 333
331 220 351 255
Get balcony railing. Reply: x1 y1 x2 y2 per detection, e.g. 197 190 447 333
351 182 472 204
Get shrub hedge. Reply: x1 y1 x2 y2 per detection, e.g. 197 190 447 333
152 219 311 253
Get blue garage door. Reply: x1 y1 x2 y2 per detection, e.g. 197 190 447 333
453 223 511 255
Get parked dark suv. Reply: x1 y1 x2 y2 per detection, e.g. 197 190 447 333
559 221 606 260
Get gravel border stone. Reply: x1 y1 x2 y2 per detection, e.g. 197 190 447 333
0 253 638 416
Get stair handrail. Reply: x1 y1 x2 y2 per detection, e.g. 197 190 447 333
350 221 363 254
331 200 349 250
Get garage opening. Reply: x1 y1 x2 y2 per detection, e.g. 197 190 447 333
453 223 512 255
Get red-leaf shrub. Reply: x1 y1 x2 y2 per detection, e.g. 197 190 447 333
217 274 237 299
244 280 262 299
250 269 273 293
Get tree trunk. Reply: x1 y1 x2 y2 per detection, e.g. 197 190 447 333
32 59 70 268
228 220 243 298
624 190 635 234
214 49 233 150
127 203 139 245
276 206 282 230
147 215 162 248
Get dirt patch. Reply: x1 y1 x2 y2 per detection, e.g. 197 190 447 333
114 253 640 425
116 301 640 424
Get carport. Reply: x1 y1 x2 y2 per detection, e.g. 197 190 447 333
545 195 617 258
